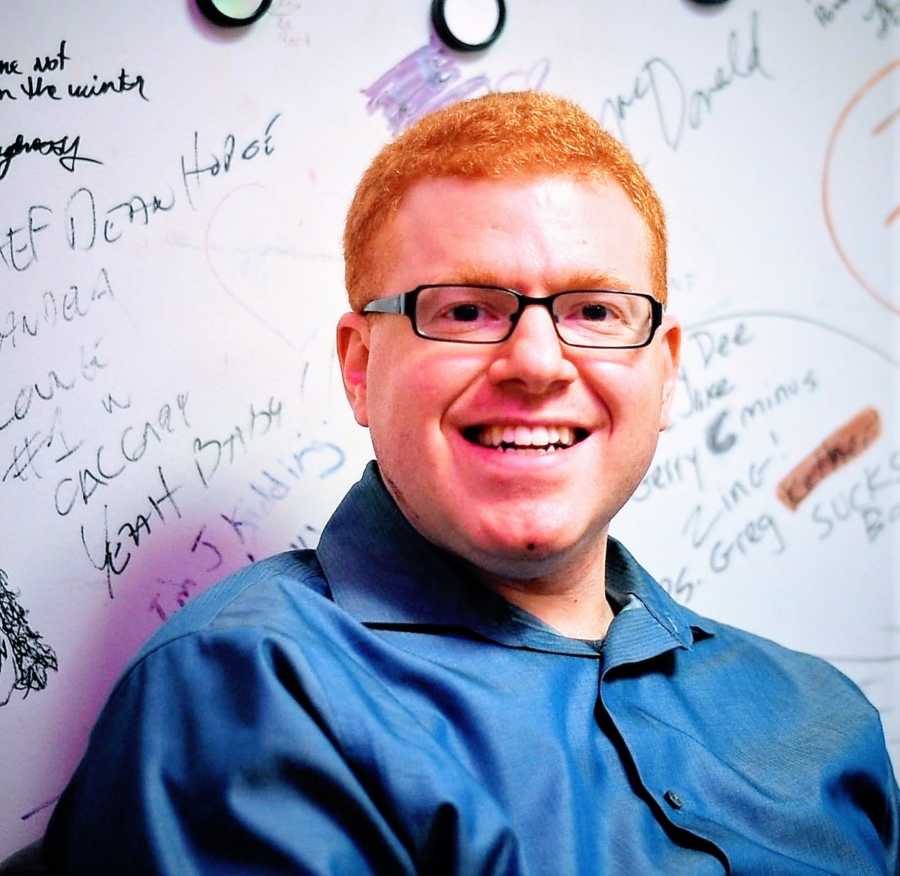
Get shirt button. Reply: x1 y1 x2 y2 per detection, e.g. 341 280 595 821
663 790 684 810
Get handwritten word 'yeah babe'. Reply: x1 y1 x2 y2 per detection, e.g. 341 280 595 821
80 465 183 598
599 9 772 153
193 397 284 488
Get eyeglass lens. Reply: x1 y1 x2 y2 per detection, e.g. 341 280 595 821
415 286 652 347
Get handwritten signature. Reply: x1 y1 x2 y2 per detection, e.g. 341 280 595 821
0 133 102 182
598 9 772 153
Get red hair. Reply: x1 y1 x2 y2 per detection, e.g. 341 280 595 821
344 91 667 309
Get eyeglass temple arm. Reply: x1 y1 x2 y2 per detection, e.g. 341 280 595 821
362 294 406 315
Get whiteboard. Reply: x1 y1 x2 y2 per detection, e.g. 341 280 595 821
1 0 898 857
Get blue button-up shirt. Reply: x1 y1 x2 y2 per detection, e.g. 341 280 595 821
46 463 899 874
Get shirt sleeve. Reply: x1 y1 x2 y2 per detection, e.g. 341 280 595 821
861 710 900 873
44 627 419 875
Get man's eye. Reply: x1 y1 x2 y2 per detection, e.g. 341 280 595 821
448 303 484 321
580 304 610 321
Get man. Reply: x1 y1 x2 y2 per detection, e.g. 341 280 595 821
44 92 898 873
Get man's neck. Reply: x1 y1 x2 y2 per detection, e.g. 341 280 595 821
474 539 615 640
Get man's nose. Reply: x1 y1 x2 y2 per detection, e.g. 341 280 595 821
486 304 578 393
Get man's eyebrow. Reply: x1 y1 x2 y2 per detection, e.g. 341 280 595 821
553 270 633 292
437 266 635 292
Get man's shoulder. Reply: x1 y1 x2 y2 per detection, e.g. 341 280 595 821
671 602 885 749
616 544 877 723
133 550 339 665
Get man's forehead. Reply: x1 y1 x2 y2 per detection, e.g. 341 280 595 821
367 173 652 297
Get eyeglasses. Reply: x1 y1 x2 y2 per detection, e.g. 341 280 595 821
362 285 663 349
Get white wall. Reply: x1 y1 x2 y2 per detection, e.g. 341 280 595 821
1 0 897 856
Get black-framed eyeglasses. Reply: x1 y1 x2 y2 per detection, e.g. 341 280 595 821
362 284 663 349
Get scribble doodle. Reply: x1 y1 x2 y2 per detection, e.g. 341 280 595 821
823 61 900 316
362 31 549 135
0 568 57 706
777 408 882 511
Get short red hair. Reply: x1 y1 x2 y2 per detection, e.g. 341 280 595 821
344 90 667 310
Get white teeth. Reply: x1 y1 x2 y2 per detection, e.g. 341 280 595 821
514 426 532 446
474 424 579 450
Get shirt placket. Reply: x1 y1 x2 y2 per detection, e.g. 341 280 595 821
596 603 731 871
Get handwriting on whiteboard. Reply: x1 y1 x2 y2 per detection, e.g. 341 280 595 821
0 568 58 706
777 408 882 510
0 40 149 181
598 9 772 154
0 113 282 278
806 0 900 36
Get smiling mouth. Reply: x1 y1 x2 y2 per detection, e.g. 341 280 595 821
462 424 589 453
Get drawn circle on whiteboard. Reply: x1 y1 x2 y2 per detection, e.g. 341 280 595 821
431 0 506 52
196 0 272 27
823 61 900 317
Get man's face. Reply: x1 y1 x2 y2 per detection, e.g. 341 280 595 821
338 175 680 580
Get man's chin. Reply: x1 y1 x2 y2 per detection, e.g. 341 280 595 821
456 532 587 582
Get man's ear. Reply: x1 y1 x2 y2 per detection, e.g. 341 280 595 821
657 315 681 432
336 312 372 427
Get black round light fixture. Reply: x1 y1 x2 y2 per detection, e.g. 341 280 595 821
431 0 506 52
196 0 273 27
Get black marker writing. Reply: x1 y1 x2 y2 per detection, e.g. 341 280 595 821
0 266 115 356
0 568 58 706
80 466 183 598
0 204 52 272
599 10 771 153
180 113 280 209
66 68 148 101
0 133 102 181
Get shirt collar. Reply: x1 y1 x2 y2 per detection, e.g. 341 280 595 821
317 462 714 661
